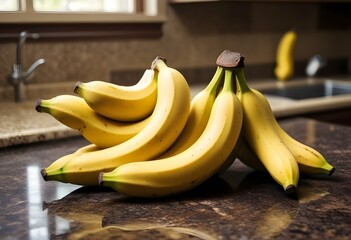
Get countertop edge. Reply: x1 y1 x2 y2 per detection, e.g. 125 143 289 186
0 126 79 148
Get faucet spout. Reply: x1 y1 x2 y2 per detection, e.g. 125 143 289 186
24 58 45 82
16 31 39 66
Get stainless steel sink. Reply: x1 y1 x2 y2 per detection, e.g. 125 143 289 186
260 79 351 100
250 78 351 118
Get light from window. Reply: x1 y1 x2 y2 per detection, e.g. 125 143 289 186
33 0 135 13
0 0 19 11
0 0 136 13
0 0 163 24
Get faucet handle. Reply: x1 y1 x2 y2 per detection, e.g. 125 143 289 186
29 32 40 39
19 31 40 41
306 55 327 77
23 58 45 83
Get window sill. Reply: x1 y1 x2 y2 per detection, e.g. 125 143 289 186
0 2 166 40
0 21 164 40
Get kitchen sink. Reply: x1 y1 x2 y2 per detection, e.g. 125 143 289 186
260 79 351 100
247 78 351 118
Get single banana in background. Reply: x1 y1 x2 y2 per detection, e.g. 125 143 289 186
74 69 157 122
41 57 191 186
235 54 299 195
159 66 224 158
252 89 335 176
36 95 150 148
274 31 297 81
99 69 243 198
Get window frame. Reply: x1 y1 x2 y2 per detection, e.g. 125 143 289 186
0 0 166 40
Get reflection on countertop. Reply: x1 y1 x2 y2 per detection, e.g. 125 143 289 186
0 118 350 239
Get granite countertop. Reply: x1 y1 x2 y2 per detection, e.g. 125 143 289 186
0 118 350 239
0 100 78 148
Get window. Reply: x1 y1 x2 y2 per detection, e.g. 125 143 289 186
33 0 135 13
0 0 19 11
0 0 165 39
0 0 165 23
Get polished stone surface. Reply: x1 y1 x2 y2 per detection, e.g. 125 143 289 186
0 100 78 148
0 118 350 239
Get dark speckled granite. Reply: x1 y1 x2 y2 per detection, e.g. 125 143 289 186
0 118 350 239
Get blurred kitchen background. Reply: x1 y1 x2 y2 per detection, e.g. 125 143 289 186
0 0 351 101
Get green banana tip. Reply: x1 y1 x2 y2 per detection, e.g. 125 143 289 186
40 168 47 181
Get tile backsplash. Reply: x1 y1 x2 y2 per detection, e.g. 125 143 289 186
1 2 350 101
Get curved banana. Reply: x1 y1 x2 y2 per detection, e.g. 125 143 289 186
253 89 335 176
99 69 243 198
274 31 297 81
42 144 100 182
41 57 191 186
235 66 299 195
235 125 335 176
36 95 150 148
74 69 157 122
159 66 224 158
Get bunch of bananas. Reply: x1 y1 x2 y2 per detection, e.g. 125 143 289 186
37 51 334 198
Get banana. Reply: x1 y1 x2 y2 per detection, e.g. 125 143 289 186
234 118 335 176
159 66 224 158
35 95 150 148
99 69 243 198
274 31 297 81
236 88 335 176
235 59 299 195
253 89 335 176
233 134 266 172
41 57 191 186
74 69 157 122
42 144 100 182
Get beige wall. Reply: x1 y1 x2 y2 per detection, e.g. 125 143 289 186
1 2 351 100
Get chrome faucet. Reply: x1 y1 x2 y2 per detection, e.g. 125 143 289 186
7 31 45 102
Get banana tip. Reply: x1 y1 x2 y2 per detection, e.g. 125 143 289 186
35 98 42 112
216 50 245 69
329 167 335 176
73 81 82 94
40 169 47 181
98 172 104 186
285 185 297 199
151 56 167 69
